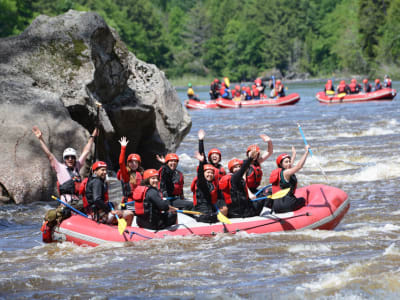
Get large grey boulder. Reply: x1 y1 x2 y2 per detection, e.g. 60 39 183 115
0 10 191 204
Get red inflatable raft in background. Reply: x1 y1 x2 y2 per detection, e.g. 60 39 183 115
216 93 300 108
184 99 218 109
45 184 349 247
316 88 396 104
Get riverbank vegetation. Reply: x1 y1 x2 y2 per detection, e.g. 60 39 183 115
1 0 399 81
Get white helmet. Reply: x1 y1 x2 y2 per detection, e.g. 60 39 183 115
63 148 77 159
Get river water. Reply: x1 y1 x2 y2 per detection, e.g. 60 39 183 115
1 81 400 299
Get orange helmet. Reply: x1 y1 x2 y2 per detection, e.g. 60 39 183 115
203 164 215 172
235 85 240 91
255 78 262 85
351 78 356 83
92 161 107 171
165 153 179 163
363 79 368 84
208 148 221 160
228 158 242 172
276 153 290 167
340 80 345 85
214 78 219 83
143 169 159 180
375 79 380 84
127 153 141 164
247 144 260 154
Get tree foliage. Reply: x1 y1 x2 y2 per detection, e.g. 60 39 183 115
2 0 400 79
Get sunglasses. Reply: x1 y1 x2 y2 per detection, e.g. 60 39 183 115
65 156 76 160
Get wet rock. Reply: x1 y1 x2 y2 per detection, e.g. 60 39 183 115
0 10 191 204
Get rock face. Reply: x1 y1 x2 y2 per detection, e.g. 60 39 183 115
0 10 191 204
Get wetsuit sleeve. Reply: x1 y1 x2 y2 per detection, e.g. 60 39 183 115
231 158 253 186
159 165 174 197
146 188 169 211
92 179 110 213
197 161 210 197
118 145 129 182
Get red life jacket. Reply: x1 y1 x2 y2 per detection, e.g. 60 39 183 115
325 82 333 91
219 87 226 97
190 177 218 206
132 185 149 215
57 167 81 196
232 89 241 98
117 170 142 203
212 165 226 182
269 168 297 194
386 79 392 88
218 174 233 205
349 82 357 93
79 177 109 209
246 164 263 189
172 171 184 196
252 86 260 97
337 83 346 93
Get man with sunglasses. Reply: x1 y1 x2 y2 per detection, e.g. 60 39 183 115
32 126 98 204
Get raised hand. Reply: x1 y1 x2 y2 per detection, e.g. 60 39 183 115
194 151 204 162
156 154 165 164
32 126 42 139
259 134 271 142
198 129 205 140
119 136 129 147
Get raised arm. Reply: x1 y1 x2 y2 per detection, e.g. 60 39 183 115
32 126 56 163
118 136 129 182
79 128 99 164
198 129 205 157
283 145 310 181
258 134 273 164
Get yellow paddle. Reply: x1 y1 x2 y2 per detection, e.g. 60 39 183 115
224 77 230 88
326 90 335 95
251 187 291 202
337 92 346 98
176 210 203 215
109 204 127 235
214 205 232 224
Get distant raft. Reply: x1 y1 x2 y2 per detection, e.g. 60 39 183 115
216 93 300 108
184 99 219 109
43 184 349 247
316 88 396 104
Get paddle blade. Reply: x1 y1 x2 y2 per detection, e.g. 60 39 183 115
337 93 346 98
179 210 203 215
224 77 230 87
117 218 127 235
270 188 290 199
217 212 232 224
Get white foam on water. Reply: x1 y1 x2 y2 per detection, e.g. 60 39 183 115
287 243 332 253
339 162 400 182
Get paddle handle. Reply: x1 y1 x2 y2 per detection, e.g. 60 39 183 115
255 184 272 196
251 196 268 202
51 196 88 218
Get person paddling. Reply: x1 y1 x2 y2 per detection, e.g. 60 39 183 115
32 126 98 205
269 145 310 213
134 169 177 230
187 83 200 101
117 136 144 211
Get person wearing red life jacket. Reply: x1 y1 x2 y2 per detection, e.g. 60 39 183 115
32 125 98 205
252 84 261 99
117 136 144 211
324 79 335 94
219 82 232 99
84 161 133 225
241 86 252 100
190 152 227 223
336 80 349 94
255 78 266 96
348 78 361 94
384 75 392 88
134 169 177 230
219 147 266 218
245 134 273 195
157 153 193 210
374 79 382 91
362 79 372 93
275 80 285 97
269 145 310 213
209 78 220 100
232 85 241 99
197 129 226 182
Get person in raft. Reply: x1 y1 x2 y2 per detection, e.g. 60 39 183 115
157 153 193 210
348 78 361 94
255 78 266 96
219 147 266 218
269 145 310 213
274 80 285 98
324 79 335 94
187 83 200 101
209 78 220 100
32 126 98 205
133 169 177 230
384 75 392 88
245 134 273 195
219 82 232 100
231 85 242 100
197 129 226 182
336 80 350 94
362 79 372 93
117 136 144 211
374 79 382 91
191 152 227 223
84 161 134 225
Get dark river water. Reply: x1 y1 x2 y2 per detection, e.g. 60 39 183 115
1 80 400 299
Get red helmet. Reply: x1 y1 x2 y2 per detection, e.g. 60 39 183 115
204 164 215 172
351 78 356 83
165 153 179 163
247 144 260 154
228 158 242 172
276 80 281 85
255 78 262 85
214 78 220 83
252 84 256 89
92 161 107 171
143 169 159 180
340 80 345 85
127 153 141 164
242 86 246 90
327 79 332 83
276 153 290 167
363 79 368 84
208 148 221 160
375 79 380 84
235 85 240 90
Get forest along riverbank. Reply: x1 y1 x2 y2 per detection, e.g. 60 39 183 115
1 81 400 299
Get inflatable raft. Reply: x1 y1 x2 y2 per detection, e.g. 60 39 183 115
316 88 396 104
184 99 218 110
216 93 300 108
45 184 349 247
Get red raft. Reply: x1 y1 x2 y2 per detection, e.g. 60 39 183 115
216 93 300 108
316 88 396 104
184 99 218 109
45 184 349 247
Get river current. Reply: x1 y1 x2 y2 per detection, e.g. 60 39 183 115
1 81 400 299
